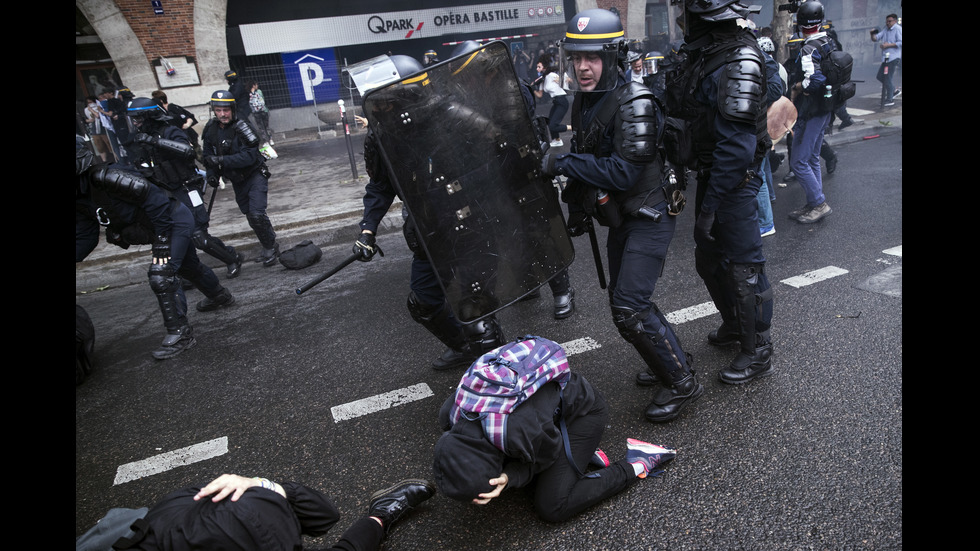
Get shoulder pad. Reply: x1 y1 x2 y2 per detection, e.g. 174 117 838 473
91 167 151 203
718 45 765 124
615 82 662 163
234 120 260 147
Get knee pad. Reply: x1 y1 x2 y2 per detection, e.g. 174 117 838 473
191 230 209 250
406 291 442 323
148 263 179 294
612 305 656 343
463 316 504 354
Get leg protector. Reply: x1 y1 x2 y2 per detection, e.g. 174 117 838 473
192 230 242 277
148 263 188 331
462 315 505 358
720 263 774 384
245 212 277 250
613 305 701 422
407 292 473 370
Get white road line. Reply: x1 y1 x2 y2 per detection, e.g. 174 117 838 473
666 302 719 325
883 245 902 257
781 266 849 288
114 437 228 485
332 382 434 422
561 336 601 356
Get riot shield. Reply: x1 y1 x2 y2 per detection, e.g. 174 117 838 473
362 41 574 324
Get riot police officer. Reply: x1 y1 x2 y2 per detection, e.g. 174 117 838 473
664 0 774 384
541 8 699 423
76 138 235 360
127 97 244 278
201 91 280 266
353 54 506 371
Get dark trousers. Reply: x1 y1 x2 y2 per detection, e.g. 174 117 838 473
532 388 637 523
547 95 569 141
310 517 384 551
232 171 277 249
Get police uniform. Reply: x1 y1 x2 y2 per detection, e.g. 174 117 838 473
127 98 243 277
667 0 774 384
543 9 700 423
357 126 505 371
76 139 234 360
201 91 279 265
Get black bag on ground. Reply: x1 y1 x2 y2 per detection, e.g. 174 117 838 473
278 239 322 269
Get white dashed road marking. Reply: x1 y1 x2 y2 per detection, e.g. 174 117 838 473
114 437 228 485
780 266 849 288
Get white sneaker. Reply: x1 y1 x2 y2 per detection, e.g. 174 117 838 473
549 139 564 148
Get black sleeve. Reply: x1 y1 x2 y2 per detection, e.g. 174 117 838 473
282 481 341 537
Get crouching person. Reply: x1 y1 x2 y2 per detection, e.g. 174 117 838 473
431 336 676 522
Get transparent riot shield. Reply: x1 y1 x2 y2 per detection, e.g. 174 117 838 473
362 41 574 324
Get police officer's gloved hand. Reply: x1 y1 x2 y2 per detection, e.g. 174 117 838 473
152 234 171 263
694 210 716 243
206 175 220 188
205 155 222 168
134 133 158 145
566 212 590 237
353 231 379 261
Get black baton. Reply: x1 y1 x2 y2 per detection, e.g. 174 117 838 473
585 217 607 289
206 185 218 216
295 253 361 295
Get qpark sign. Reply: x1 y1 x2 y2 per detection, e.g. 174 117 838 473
239 1 566 55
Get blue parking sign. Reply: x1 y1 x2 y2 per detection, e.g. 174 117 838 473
282 49 341 106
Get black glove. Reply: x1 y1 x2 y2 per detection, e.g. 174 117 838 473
152 234 171 262
205 155 222 168
105 229 129 249
134 133 157 145
566 212 590 237
694 210 716 243
353 232 379 262
206 175 220 188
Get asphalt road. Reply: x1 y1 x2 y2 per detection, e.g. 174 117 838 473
76 132 902 550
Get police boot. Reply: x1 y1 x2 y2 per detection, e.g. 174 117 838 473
193 230 243 278
719 264 774 385
645 366 703 423
548 270 575 320
256 243 280 267
151 325 196 360
196 287 236 312
368 479 436 534
407 293 471 371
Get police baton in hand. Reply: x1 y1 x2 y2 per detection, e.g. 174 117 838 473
295 253 360 295
585 217 607 290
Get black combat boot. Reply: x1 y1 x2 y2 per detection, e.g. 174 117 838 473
407 293 472 371
196 287 236 312
548 270 575 319
645 367 703 422
368 479 436 533
151 325 196 360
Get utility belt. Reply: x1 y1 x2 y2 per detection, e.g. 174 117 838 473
565 167 686 229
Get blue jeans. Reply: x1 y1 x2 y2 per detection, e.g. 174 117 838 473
756 155 774 231
790 112 832 208
877 60 900 104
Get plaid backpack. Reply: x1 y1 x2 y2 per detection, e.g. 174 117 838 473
450 336 570 454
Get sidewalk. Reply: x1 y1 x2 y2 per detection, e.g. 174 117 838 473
75 81 901 293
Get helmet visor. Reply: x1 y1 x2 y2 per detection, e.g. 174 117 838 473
557 46 621 93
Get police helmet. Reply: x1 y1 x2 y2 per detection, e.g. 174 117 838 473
223 70 239 82
796 1 825 30
643 51 665 75
127 96 170 128
389 55 424 78
210 90 236 118
558 8 627 93
677 0 760 40
450 40 482 59
423 49 440 65
117 87 135 101
757 37 775 54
